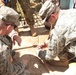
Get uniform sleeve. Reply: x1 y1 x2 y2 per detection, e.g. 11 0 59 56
45 29 65 60
0 37 13 74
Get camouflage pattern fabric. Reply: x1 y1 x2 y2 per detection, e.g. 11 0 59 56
0 6 20 26
45 9 76 60
0 36 30 75
6 0 42 25
18 0 42 25
18 0 34 25
38 9 76 61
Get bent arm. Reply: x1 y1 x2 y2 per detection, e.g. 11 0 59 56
45 29 65 60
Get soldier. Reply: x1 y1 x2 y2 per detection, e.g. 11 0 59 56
37 1 76 75
37 0 76 68
7 0 42 37
0 6 30 75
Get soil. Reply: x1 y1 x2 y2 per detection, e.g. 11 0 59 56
13 18 68 75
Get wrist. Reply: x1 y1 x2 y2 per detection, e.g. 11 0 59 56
8 30 18 40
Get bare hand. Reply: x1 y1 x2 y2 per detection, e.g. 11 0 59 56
13 35 22 46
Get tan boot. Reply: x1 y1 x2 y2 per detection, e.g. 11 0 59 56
29 25 37 37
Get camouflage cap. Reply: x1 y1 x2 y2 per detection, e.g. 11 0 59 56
0 6 20 26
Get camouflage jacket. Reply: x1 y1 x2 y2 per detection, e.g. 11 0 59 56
0 36 30 75
0 36 13 75
45 9 76 60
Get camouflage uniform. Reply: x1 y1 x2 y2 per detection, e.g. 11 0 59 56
0 36 12 75
38 9 76 62
0 6 30 75
7 0 42 25
6 0 42 36
18 0 34 25
0 36 30 75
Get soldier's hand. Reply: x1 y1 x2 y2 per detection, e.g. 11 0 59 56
13 35 22 46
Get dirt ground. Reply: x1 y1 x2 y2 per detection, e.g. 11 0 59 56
13 18 68 75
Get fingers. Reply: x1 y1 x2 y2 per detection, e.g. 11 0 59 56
13 35 22 46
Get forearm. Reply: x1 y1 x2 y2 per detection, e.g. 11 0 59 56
8 29 22 46
8 29 18 41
